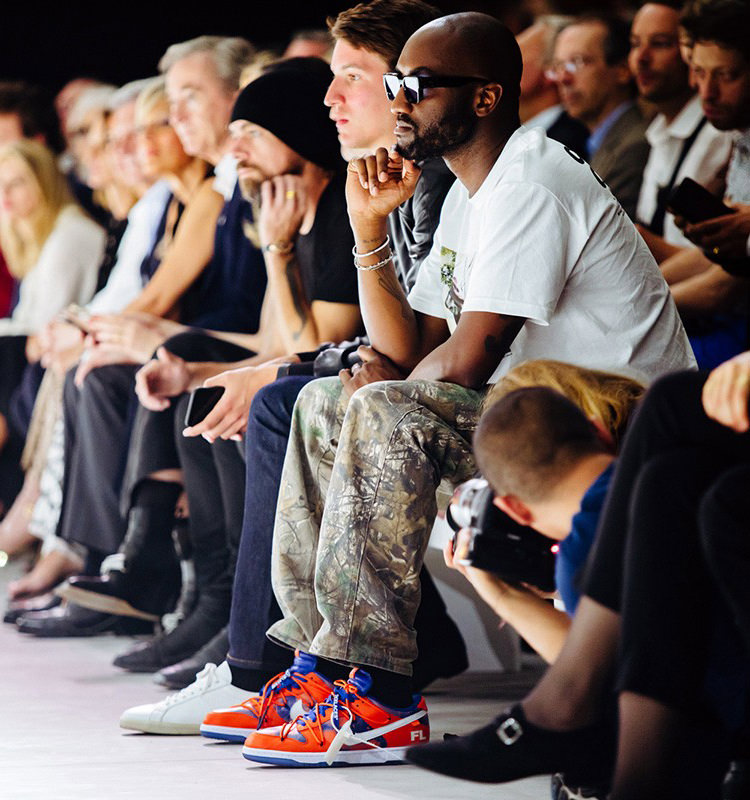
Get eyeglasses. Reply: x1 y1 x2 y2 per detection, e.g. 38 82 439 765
544 55 598 81
383 72 487 104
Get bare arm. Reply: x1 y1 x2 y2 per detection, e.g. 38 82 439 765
670 262 748 316
444 537 569 663
125 179 223 317
660 246 714 284
410 312 525 388
347 149 424 368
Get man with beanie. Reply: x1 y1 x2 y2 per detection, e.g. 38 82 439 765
62 60 362 679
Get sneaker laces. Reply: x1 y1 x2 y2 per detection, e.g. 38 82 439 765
160 662 223 708
281 679 427 766
242 664 320 729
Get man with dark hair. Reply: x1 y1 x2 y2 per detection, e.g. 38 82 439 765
237 11 693 768
631 1 733 251
0 81 64 154
549 14 650 218
652 0 750 368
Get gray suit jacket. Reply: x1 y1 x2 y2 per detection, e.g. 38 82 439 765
591 104 651 220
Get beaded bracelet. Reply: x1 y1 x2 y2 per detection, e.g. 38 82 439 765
351 234 390 259
354 253 393 271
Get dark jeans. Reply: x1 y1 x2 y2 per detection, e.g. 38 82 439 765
583 370 750 717
227 374 465 677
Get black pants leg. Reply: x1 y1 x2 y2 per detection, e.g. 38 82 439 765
57 363 138 555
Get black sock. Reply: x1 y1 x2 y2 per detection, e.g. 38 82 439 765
314 656 352 684
364 666 414 708
83 549 105 576
132 478 182 510
316 657 414 708
228 663 288 693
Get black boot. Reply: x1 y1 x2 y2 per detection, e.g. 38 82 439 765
154 626 230 689
112 591 230 672
57 482 182 622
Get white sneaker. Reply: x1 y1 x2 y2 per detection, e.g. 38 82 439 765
119 661 255 734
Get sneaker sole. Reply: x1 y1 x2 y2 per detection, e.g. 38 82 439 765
241 744 410 767
120 719 201 735
56 585 160 622
200 724 252 743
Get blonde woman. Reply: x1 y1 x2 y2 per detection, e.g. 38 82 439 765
445 359 644 664
0 140 105 516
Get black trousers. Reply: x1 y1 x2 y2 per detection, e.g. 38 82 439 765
0 335 30 509
583 370 750 718
121 331 253 599
57 363 138 555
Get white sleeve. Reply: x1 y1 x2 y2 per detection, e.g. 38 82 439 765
406 219 447 320
462 181 577 325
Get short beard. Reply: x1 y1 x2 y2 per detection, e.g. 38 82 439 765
395 102 477 162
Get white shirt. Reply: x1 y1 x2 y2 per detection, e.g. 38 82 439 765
409 126 696 384
0 206 106 335
87 180 171 314
637 95 733 247
213 154 238 202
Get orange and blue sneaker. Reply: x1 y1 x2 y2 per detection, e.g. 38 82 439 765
242 667 429 767
200 651 333 743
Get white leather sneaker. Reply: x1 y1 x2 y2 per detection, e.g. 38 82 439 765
119 661 254 734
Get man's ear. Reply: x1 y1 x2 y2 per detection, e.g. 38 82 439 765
475 82 503 117
589 416 616 453
493 493 534 526
613 61 634 89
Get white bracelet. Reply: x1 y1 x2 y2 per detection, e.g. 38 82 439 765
352 235 390 259
354 253 393 271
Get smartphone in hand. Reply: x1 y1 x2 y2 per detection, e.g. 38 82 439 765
668 177 736 224
184 386 225 427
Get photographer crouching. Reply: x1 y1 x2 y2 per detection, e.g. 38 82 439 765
444 360 643 664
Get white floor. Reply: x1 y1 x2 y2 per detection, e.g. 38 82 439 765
0 561 551 800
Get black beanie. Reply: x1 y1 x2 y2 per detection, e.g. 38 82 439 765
230 57 342 171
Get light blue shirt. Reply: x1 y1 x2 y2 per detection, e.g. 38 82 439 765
586 101 634 159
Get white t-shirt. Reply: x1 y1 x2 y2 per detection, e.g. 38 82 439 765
0 206 106 336
637 95 734 247
408 126 696 384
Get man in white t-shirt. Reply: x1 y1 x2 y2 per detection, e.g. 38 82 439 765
243 12 695 768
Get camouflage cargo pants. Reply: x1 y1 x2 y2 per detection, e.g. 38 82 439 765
267 376 485 675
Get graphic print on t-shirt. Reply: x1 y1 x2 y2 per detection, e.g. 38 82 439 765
439 245 463 322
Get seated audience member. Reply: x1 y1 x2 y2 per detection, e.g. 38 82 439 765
631 1 733 254
549 13 650 219
409 349 750 799
0 80 169 574
445 361 643 664
657 0 750 369
0 81 66 318
72 59 362 673
517 15 589 155
116 0 461 729
283 29 333 60
0 140 105 513
2 78 212 605
10 40 258 632
196 12 692 769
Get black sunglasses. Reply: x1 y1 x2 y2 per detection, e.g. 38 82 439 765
383 72 487 104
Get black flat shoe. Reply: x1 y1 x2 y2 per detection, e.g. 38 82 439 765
405 703 614 784
15 602 153 637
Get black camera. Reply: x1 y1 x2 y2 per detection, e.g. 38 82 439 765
446 477 557 593
276 339 365 379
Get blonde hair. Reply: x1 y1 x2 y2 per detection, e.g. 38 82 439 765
485 359 645 446
134 77 168 122
0 139 73 278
